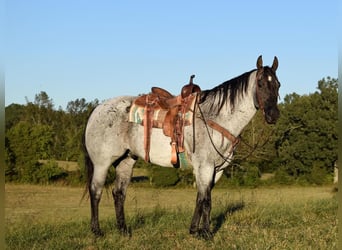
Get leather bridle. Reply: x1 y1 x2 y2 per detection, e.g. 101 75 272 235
197 72 266 167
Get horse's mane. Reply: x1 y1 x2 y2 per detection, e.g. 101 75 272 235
200 69 255 114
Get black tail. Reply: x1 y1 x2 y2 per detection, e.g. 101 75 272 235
80 127 94 203
80 106 98 204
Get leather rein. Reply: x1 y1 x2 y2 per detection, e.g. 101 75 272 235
197 73 264 167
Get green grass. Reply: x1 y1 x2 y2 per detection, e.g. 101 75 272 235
5 185 337 249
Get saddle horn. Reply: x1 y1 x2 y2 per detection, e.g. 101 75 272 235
181 75 201 98
189 74 195 84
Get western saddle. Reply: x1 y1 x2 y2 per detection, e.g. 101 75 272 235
132 75 201 166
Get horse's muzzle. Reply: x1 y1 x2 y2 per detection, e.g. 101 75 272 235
264 108 280 124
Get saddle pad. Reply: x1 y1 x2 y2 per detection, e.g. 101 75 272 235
129 95 197 127
129 105 168 126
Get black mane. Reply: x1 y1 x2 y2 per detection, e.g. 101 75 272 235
200 69 255 114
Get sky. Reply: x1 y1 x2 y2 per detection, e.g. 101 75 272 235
5 1 338 109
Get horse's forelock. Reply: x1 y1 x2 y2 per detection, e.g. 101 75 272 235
263 66 280 97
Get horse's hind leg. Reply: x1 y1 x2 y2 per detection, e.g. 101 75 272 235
89 163 111 236
112 155 136 235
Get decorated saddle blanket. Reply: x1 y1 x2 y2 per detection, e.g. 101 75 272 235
129 94 197 128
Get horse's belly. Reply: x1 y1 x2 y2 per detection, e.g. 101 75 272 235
131 125 175 167
149 129 175 167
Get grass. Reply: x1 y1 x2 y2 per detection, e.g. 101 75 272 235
5 184 337 249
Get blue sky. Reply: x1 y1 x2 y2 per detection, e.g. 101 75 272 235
5 1 337 109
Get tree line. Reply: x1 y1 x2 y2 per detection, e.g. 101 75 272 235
5 93 99 184
5 77 338 186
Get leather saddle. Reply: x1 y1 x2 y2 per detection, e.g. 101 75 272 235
132 75 201 166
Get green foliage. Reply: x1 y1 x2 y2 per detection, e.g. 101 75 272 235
150 167 179 187
9 160 68 184
274 166 295 185
4 77 338 186
5 136 17 181
105 167 116 186
35 160 68 184
176 168 195 187
234 77 338 185
241 165 261 187
133 157 151 168
6 121 55 182
5 103 26 130
76 151 87 184
307 163 332 185
5 92 98 183
221 164 261 187
274 77 338 183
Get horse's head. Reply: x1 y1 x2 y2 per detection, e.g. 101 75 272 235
255 55 280 124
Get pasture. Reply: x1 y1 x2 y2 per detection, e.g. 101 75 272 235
5 184 337 249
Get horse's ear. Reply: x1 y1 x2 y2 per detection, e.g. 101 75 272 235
272 56 278 72
257 55 263 70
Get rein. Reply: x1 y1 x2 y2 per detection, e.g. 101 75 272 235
206 120 240 149
197 104 239 168
196 73 267 169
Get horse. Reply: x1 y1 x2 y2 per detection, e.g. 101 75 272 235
83 55 281 239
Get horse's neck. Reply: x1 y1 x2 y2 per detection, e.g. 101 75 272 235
208 71 258 137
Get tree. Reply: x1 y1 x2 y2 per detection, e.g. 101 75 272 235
6 120 54 182
5 91 101 183
5 79 336 186
34 91 54 110
5 103 26 130
274 77 338 183
5 136 17 181
63 98 99 161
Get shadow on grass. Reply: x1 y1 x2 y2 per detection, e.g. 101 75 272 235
212 201 245 235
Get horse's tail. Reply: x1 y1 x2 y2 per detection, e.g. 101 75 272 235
79 106 98 204
80 124 94 204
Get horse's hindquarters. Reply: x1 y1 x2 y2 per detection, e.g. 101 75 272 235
85 96 135 167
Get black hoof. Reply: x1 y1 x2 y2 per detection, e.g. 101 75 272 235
118 225 131 237
189 227 198 235
92 228 104 237
197 229 213 240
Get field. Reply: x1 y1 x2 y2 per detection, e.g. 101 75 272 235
5 184 337 249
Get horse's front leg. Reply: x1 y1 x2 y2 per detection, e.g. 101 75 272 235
190 187 213 238
189 191 204 235
189 165 215 239
112 156 135 235
200 187 212 237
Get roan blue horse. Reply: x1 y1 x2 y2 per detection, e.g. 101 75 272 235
83 55 281 238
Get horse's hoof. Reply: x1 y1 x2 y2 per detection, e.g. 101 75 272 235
197 229 213 240
92 228 104 237
189 228 198 235
119 226 131 237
